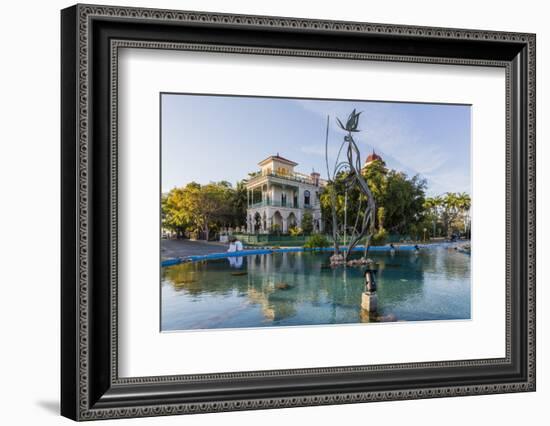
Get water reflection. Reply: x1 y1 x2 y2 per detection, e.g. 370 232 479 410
161 247 471 331
228 256 243 269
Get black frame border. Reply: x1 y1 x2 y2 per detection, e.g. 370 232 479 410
61 4 536 421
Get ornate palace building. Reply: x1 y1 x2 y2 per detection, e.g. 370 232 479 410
245 154 326 234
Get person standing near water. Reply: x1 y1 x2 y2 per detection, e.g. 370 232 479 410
227 236 243 252
227 236 244 269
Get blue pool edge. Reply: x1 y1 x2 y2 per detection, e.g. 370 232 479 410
160 242 460 267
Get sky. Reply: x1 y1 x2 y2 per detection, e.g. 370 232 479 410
161 93 471 197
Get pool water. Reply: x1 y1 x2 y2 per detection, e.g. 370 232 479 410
161 246 471 331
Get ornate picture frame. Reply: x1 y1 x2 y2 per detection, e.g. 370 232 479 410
61 4 535 421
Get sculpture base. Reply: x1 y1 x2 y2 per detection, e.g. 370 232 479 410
361 291 377 312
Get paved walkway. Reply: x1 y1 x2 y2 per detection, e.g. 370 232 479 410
161 239 228 260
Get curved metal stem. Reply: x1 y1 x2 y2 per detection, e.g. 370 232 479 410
325 114 376 262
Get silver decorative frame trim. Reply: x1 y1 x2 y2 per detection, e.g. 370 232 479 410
67 4 535 420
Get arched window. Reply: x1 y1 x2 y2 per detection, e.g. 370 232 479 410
304 190 311 206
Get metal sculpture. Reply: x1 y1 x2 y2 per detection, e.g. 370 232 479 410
325 110 376 263
364 269 377 293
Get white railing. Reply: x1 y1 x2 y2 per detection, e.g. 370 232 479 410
247 171 326 186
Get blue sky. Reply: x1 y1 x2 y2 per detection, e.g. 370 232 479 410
161 94 471 196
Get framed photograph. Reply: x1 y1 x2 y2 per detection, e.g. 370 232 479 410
61 4 536 421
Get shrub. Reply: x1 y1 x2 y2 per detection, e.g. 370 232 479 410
304 234 330 249
270 223 281 236
301 212 314 234
289 226 303 236
371 228 388 246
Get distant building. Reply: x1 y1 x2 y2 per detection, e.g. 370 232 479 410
362 150 386 172
245 154 325 234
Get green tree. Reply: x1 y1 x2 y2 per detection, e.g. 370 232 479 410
423 195 443 237
424 192 471 237
377 207 386 231
440 192 471 236
322 166 426 237
231 180 248 228
304 233 330 249
362 159 388 203
161 181 248 241
161 188 190 238
361 162 427 234
301 211 314 235
380 171 427 235
195 183 234 239
320 171 367 237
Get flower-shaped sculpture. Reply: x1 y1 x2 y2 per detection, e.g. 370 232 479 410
325 110 376 262
336 109 362 133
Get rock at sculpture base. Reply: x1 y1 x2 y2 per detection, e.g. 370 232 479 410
275 282 292 290
330 254 374 267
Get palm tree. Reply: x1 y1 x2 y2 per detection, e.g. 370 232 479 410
440 192 472 237
455 192 471 236
423 195 443 237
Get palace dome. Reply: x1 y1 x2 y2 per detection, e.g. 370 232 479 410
365 150 383 165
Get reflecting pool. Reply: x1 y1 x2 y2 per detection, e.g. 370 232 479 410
161 246 471 331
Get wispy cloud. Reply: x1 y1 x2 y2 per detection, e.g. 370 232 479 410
162 94 470 196
294 99 469 196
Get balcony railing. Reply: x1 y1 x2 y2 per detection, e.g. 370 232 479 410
248 200 320 209
247 171 327 186
249 200 298 209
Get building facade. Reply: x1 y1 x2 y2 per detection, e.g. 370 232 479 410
245 155 325 234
